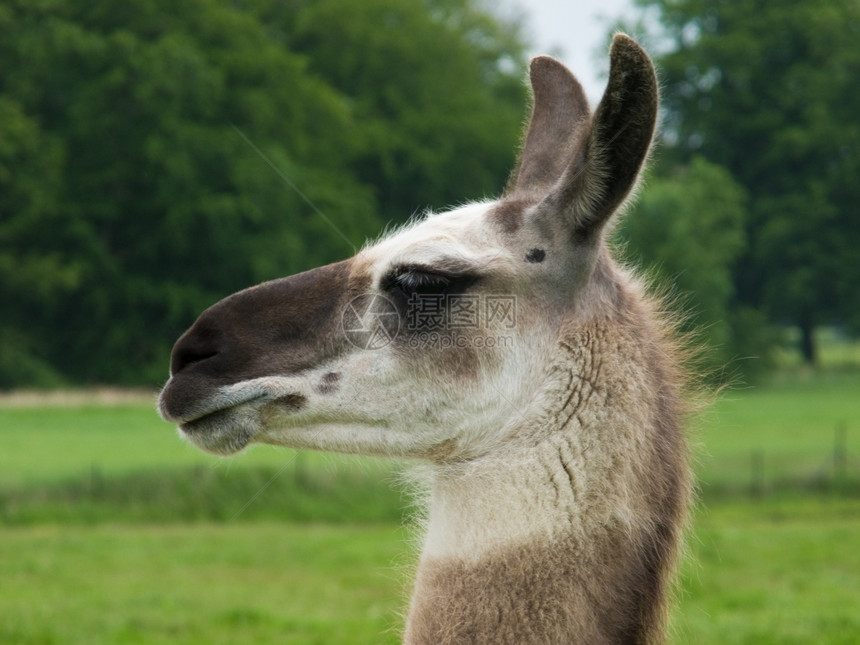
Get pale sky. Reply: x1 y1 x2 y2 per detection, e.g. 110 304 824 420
502 0 638 103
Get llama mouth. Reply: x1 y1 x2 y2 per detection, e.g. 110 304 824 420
177 392 268 427
158 376 270 425
158 382 266 456
172 386 310 455
180 405 242 433
177 403 261 455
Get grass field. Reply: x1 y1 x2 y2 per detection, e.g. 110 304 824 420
698 371 860 494
0 523 409 645
1 371 859 644
1 503 858 645
0 393 333 488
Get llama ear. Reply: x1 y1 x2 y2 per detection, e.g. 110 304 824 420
536 34 658 239
505 56 590 200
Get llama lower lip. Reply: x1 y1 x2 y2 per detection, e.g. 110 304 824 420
178 392 268 427
180 406 234 434
179 409 254 455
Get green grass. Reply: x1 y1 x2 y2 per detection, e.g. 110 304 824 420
1 502 857 645
0 403 180 487
0 523 408 645
0 401 383 488
671 499 860 645
697 371 860 494
702 372 860 456
0 400 403 524
1 372 859 643
0 462 407 525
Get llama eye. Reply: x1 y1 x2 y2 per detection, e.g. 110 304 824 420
393 271 453 298
384 268 477 301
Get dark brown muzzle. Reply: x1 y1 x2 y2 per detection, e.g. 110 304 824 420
159 259 354 423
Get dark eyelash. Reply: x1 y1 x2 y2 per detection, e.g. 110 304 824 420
397 271 451 294
383 268 477 299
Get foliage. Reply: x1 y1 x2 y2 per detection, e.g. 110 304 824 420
630 0 860 364
271 0 528 219
0 0 528 386
617 157 750 379
0 95 69 387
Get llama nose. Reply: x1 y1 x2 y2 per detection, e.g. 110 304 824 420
169 323 221 376
171 343 217 376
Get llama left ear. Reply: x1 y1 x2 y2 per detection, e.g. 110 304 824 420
505 55 591 200
537 34 658 239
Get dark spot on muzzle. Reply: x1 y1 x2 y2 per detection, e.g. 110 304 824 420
316 372 342 395
272 393 307 412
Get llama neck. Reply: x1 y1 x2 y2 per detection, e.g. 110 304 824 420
404 321 688 645
418 440 581 563
405 446 645 645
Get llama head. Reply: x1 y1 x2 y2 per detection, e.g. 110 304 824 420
158 34 658 460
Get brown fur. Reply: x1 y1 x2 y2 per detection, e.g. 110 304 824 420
406 270 690 644
407 532 668 645
491 199 531 234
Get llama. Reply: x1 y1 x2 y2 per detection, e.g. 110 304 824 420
159 34 691 644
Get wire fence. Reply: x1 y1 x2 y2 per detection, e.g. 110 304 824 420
699 425 860 499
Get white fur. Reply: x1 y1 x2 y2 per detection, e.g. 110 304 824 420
172 199 558 461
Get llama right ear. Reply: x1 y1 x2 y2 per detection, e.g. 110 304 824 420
525 35 658 241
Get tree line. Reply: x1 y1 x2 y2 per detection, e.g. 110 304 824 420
1 0 857 387
620 0 860 374
0 0 527 386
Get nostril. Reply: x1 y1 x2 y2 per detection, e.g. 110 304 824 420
169 310 225 376
171 331 220 375
171 347 218 375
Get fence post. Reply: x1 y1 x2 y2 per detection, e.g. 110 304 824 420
751 449 765 498
834 423 848 480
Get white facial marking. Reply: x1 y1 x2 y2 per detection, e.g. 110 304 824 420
170 198 561 463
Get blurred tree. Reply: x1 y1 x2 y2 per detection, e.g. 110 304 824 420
0 97 69 387
261 0 528 221
0 0 528 386
630 0 860 364
1 0 377 384
616 157 754 381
